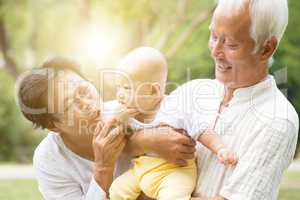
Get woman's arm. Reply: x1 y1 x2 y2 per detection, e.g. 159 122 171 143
93 122 126 196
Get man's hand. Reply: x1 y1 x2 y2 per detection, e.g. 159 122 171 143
127 126 196 166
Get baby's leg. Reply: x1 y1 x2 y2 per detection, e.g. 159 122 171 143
156 160 197 200
109 169 141 200
139 159 197 200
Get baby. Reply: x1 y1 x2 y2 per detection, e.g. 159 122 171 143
108 47 238 200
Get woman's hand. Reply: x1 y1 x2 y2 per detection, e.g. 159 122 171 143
92 121 126 194
93 121 126 167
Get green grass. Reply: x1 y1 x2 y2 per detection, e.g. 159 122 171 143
0 171 299 200
0 179 42 200
278 171 300 200
279 189 300 200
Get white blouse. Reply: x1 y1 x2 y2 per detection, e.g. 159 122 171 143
33 132 106 200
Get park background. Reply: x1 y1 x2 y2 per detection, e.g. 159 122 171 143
0 0 299 199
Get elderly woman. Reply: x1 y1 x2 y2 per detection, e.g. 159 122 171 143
17 58 195 200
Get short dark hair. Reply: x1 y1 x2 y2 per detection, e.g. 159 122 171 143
18 57 85 129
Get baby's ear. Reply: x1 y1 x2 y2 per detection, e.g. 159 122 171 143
151 83 161 96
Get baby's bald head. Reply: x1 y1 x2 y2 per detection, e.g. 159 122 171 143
118 47 168 91
116 47 168 114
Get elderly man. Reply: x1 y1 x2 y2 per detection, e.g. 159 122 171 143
168 0 298 199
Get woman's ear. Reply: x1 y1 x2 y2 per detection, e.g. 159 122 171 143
260 36 278 61
51 120 63 133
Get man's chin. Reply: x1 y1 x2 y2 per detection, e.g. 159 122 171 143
215 73 227 83
215 75 234 87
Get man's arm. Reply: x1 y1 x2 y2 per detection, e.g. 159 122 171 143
124 126 196 166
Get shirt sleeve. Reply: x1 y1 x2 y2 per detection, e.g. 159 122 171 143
219 119 298 200
85 177 107 200
156 80 210 140
33 151 107 200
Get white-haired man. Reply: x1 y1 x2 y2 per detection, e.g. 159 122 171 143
158 0 298 199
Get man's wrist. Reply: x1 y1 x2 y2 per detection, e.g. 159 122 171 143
129 129 154 155
139 128 158 154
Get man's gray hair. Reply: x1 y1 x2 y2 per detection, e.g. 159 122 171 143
215 0 289 66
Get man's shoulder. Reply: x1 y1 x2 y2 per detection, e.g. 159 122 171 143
254 89 299 134
273 90 299 132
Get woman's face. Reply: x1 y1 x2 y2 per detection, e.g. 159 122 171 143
54 71 102 137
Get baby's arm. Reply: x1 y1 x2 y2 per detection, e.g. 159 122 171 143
103 106 139 138
198 129 238 165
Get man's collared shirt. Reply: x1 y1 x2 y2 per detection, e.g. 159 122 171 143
164 75 298 200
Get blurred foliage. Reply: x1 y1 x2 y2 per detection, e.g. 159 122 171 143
0 70 44 162
0 0 299 162
269 0 300 156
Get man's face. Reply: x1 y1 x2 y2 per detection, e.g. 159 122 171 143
208 8 265 89
54 71 102 136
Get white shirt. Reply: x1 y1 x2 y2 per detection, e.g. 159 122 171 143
163 76 298 200
33 132 106 200
32 102 142 200
33 75 299 200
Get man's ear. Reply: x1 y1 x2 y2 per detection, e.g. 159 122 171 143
151 83 161 96
260 36 278 61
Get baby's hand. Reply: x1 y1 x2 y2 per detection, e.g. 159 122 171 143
217 148 238 165
113 105 139 124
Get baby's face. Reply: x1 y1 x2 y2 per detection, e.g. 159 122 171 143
116 75 161 113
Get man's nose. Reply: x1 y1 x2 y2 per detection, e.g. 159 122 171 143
211 40 225 59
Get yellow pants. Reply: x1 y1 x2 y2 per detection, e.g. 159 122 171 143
109 156 197 200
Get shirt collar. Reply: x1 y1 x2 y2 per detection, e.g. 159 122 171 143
216 75 277 106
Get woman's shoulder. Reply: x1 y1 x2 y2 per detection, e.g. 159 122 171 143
34 132 60 159
33 132 67 171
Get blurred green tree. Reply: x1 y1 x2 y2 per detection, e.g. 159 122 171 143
0 0 299 162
